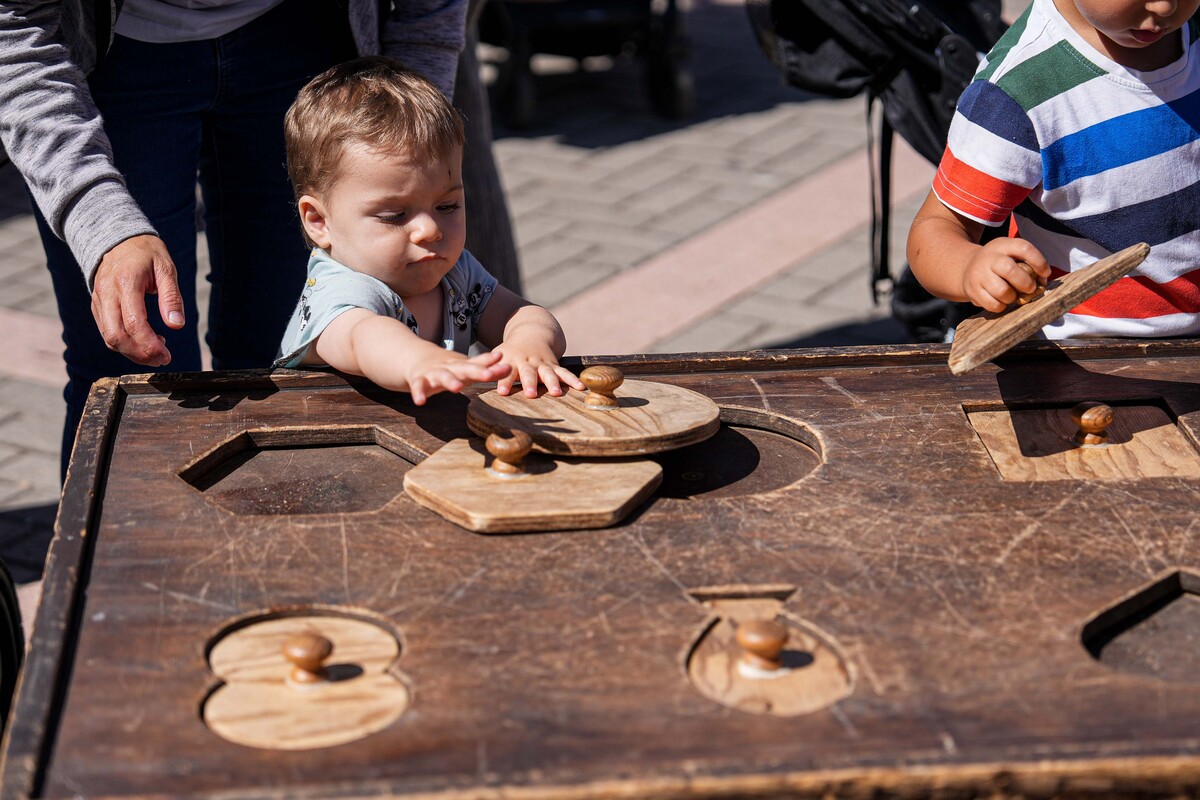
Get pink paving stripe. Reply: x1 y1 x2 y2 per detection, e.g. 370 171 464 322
552 137 934 356
0 307 65 387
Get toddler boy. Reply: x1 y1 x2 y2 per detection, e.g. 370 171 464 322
907 0 1200 337
275 56 585 404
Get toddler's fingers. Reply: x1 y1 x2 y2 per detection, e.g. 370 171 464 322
538 364 564 397
409 378 429 406
1005 261 1044 295
520 364 541 398
496 369 516 396
432 369 466 395
971 275 1012 313
557 367 586 391
1005 240 1051 277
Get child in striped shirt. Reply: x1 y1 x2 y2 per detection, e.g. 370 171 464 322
907 0 1200 338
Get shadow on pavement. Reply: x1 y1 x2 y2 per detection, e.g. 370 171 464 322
487 0 817 148
769 316 915 349
0 504 55 584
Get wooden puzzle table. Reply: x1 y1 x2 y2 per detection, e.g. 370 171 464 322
5 340 1200 798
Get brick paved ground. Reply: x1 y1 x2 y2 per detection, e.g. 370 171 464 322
0 0 1030 625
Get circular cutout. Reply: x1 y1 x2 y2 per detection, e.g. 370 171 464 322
652 407 823 499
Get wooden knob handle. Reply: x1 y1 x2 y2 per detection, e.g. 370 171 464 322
735 618 788 673
1012 261 1046 306
1072 401 1115 446
486 429 532 475
283 633 333 685
580 366 623 409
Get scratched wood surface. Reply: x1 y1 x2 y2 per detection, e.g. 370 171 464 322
7 341 1200 798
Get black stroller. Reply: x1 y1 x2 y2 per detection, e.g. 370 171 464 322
478 0 693 129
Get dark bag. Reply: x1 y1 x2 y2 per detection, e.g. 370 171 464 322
745 0 1008 340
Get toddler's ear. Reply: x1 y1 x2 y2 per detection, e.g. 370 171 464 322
298 195 332 249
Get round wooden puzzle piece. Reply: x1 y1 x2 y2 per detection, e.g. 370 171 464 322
467 366 721 456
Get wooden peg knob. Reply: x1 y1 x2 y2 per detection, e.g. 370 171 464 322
1072 401 1115 446
580 366 623 409
282 632 333 686
736 618 788 673
1012 261 1046 306
486 429 532 476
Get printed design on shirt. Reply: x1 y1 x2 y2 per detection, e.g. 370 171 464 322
396 302 419 335
450 282 493 332
296 281 316 335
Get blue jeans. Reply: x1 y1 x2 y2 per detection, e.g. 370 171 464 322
34 0 357 479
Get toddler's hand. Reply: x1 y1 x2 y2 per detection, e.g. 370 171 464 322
962 238 1051 313
493 342 586 399
407 350 511 405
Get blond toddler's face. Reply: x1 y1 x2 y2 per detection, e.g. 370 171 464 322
299 142 467 299
1059 0 1200 68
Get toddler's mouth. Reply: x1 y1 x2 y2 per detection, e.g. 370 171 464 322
1130 28 1165 44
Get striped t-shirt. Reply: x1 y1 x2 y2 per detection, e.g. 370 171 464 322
933 0 1200 338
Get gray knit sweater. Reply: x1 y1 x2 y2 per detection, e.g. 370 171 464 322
0 0 466 288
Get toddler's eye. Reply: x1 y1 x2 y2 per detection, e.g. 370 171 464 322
437 203 462 214
377 213 406 224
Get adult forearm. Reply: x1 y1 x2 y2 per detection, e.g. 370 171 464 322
380 0 468 98
0 0 154 286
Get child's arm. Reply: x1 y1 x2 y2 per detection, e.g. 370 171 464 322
308 308 511 405
907 191 1051 313
477 286 586 398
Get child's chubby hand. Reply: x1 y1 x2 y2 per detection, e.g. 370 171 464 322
491 340 586 399
962 238 1052 313
406 349 511 406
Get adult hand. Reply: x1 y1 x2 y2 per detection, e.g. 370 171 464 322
90 235 186 366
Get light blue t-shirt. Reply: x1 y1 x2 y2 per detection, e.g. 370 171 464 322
274 248 498 368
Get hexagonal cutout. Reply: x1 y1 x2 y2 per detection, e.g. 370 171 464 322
1082 570 1200 683
179 426 422 515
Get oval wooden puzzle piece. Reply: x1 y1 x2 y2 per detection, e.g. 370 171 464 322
203 614 408 750
467 367 720 456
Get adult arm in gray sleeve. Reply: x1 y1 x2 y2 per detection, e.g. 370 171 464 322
381 0 468 99
0 0 184 365
0 0 156 287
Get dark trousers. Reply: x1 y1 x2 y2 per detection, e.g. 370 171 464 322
33 0 357 478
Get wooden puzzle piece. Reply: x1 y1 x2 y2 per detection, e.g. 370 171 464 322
203 614 408 750
403 431 663 532
467 366 721 456
949 243 1150 375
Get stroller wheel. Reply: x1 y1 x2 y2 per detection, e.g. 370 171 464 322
646 54 694 120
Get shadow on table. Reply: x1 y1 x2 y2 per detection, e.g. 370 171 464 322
0 504 56 584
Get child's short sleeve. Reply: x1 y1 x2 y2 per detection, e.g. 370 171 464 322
932 80 1042 226
275 264 406 368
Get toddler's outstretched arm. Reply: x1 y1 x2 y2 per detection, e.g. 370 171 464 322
478 286 586 398
907 191 1051 313
310 308 511 404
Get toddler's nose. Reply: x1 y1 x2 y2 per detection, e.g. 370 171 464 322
1146 0 1178 19
409 212 443 244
